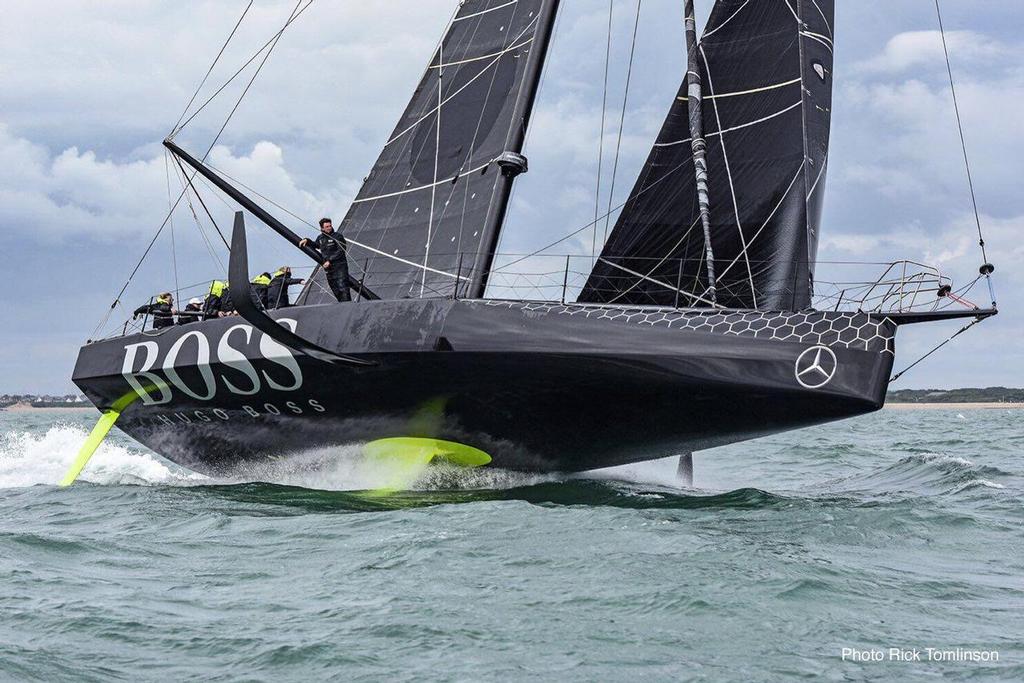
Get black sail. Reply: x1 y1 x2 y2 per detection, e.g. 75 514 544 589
581 0 834 310
301 0 559 304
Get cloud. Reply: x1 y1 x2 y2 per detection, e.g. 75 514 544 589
854 30 1009 75
830 29 1024 243
0 123 356 243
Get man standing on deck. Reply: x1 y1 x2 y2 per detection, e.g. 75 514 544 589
300 217 351 302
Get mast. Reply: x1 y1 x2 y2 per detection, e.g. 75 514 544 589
683 0 717 305
471 0 562 299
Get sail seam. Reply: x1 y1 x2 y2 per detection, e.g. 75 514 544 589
700 43 758 307
653 101 802 147
429 37 534 69
384 15 541 148
454 0 519 22
702 0 752 39
707 161 805 289
807 151 828 198
603 215 703 305
783 0 800 23
801 31 833 52
353 162 493 205
351 242 468 281
809 0 833 38
676 77 801 102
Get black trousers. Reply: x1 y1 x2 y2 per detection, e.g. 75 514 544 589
326 262 351 302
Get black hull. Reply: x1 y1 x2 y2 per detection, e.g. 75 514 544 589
73 300 896 475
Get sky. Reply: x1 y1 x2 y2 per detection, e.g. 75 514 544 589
1 0 1021 393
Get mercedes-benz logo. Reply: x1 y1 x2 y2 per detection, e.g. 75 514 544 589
795 345 838 389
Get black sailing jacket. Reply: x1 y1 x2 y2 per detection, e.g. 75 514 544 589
133 300 174 328
267 274 304 309
313 231 348 266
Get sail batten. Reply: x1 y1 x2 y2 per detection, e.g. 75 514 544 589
300 0 560 304
581 0 835 311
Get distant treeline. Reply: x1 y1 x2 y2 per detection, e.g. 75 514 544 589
0 393 87 409
887 387 1024 403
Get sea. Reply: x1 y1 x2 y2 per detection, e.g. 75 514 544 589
0 407 1020 682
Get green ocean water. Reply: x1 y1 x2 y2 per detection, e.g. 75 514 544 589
0 408 1021 682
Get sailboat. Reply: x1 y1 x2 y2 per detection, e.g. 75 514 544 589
70 0 996 480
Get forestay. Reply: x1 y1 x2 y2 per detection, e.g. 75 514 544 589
580 0 834 310
300 0 560 303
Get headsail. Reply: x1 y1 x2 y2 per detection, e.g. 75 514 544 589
301 0 560 303
580 0 834 310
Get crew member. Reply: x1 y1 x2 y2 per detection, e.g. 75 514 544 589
133 293 176 329
267 267 304 309
300 217 351 302
251 272 272 309
204 280 231 319
177 297 204 324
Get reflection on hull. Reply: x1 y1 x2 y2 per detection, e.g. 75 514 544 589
73 300 896 475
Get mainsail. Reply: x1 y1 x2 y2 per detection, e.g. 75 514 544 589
581 0 834 310
301 0 560 303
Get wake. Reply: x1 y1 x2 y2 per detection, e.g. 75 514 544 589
0 424 569 492
0 424 200 489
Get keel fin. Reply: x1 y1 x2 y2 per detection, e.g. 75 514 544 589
677 452 694 487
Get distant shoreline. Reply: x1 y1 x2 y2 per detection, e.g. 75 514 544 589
1 402 93 413
3 402 1022 414
885 402 1024 410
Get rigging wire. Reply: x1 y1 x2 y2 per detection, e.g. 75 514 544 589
172 155 230 250
934 1 992 278
889 317 982 383
170 160 226 274
602 0 643 243
495 158 693 272
202 0 304 162
883 1 1000 381
164 152 181 305
173 0 315 137
93 1 309 337
170 0 254 138
592 0 614 260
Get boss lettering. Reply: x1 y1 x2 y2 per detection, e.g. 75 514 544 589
122 322 305 403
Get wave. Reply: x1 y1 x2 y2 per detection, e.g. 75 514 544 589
176 480 793 513
0 424 202 489
1 424 1009 512
0 424 802 512
814 452 1011 498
